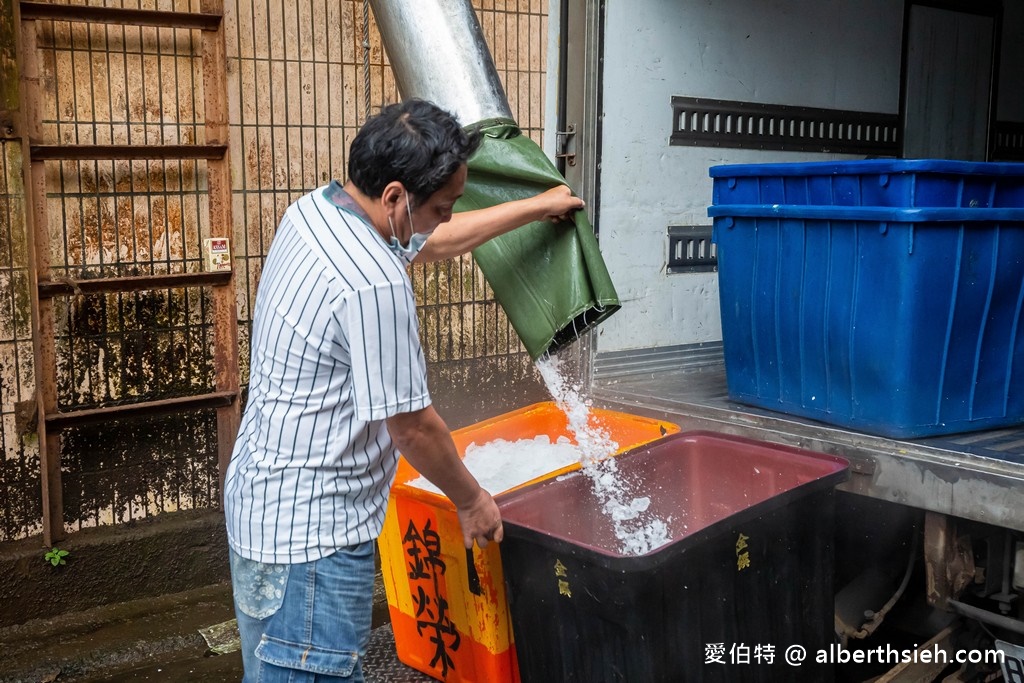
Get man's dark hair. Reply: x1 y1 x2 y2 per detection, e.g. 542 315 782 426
347 99 483 205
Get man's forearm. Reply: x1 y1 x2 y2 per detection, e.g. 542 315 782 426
415 197 547 263
415 185 584 263
387 407 482 508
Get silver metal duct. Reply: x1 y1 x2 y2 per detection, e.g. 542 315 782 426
367 0 514 125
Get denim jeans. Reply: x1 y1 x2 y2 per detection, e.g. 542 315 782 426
229 542 375 682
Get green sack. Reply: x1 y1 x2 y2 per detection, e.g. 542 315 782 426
457 118 620 360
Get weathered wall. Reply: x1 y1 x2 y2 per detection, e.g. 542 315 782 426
0 0 552 544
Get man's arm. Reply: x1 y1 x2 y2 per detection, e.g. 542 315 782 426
415 185 585 263
387 405 503 549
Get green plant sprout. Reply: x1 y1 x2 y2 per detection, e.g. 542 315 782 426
44 547 69 566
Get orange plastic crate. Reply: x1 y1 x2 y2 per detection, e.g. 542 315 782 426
377 402 679 683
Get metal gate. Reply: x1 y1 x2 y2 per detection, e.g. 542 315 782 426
0 0 551 544
11 0 239 546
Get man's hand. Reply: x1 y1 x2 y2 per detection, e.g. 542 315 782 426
455 487 504 549
532 185 585 223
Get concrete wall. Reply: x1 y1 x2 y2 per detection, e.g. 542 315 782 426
595 0 903 353
0 510 228 628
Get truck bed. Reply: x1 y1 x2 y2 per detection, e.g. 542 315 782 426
591 359 1024 532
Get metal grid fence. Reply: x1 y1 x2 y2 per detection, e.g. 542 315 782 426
26 5 221 534
1 0 550 541
228 0 400 380
0 142 40 540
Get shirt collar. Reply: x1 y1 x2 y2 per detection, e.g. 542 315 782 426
323 180 373 225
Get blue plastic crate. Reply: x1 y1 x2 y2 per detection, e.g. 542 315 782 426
712 159 1024 209
709 200 1024 439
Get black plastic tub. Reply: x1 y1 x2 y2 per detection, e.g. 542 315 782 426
497 431 849 682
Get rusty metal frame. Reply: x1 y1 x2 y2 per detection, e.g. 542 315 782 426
45 391 235 431
16 0 62 547
38 271 232 298
924 511 977 611
29 144 228 160
16 0 239 545
19 2 222 30
871 623 962 682
200 0 241 486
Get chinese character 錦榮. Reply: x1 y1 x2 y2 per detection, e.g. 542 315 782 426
402 518 460 676
403 518 445 580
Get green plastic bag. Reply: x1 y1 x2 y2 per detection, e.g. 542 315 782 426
457 119 620 359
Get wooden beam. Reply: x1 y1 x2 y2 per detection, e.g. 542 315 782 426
38 271 232 298
29 144 227 161
44 392 237 431
19 2 221 30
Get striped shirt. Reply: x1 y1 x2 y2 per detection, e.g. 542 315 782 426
224 181 430 564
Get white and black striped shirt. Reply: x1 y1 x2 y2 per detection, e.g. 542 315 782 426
224 182 430 564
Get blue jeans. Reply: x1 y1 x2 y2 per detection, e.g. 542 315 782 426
229 543 375 683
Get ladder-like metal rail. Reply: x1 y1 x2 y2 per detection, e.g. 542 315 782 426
13 0 240 545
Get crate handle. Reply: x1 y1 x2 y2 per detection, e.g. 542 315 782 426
466 547 483 596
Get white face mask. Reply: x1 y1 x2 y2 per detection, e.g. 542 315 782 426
386 192 432 265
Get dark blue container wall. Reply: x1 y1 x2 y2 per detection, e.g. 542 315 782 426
712 159 1024 208
711 194 1024 438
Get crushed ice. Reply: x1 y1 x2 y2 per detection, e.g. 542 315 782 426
405 353 673 556
535 354 672 556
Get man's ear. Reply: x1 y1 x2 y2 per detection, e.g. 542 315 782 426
380 181 405 209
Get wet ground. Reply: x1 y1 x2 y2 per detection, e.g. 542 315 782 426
0 560 999 683
0 578 436 683
92 625 435 682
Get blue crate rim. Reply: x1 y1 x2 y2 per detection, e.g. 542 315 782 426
709 159 1024 178
708 204 1024 222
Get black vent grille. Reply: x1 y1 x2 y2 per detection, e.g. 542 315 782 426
668 226 716 274
670 96 899 156
993 121 1024 161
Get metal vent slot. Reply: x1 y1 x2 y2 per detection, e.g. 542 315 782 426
993 121 1024 161
668 226 716 273
670 96 899 155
